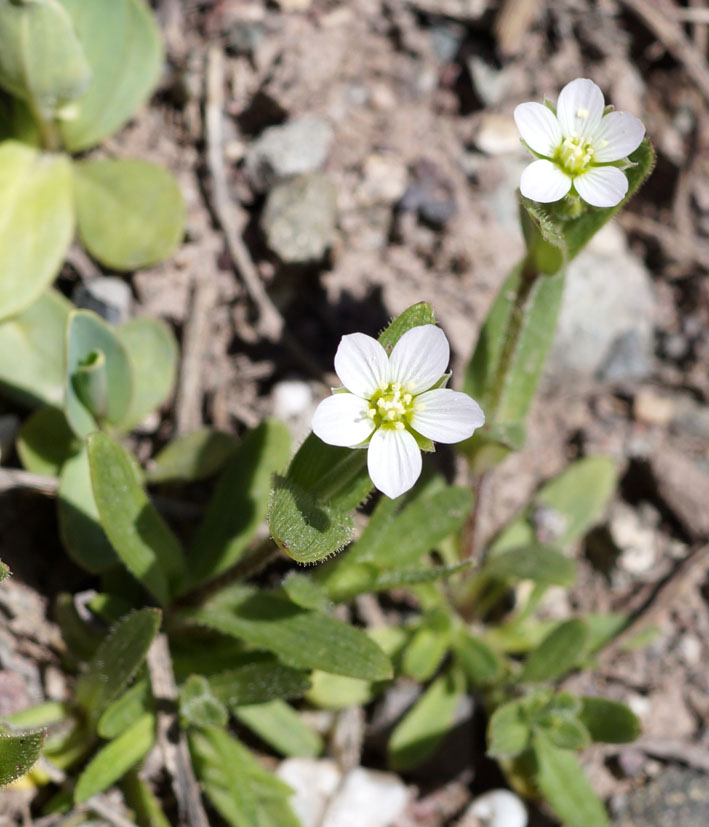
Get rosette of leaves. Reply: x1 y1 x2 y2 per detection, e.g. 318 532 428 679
0 0 184 323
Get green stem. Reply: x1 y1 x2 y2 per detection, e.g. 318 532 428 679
28 100 61 151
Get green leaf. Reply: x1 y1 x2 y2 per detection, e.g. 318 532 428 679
542 715 590 751
281 572 330 611
490 457 617 555
349 486 473 570
401 611 452 682
115 317 178 430
54 592 103 661
183 420 290 591
532 730 609 827
58 0 163 152
3 701 69 730
578 697 641 744
483 545 576 586
179 675 228 729
306 670 373 709
487 699 530 758
121 770 171 827
452 628 502 684
234 700 322 758
190 727 299 827
17 406 78 475
0 0 91 117
88 432 184 606
463 263 565 429
75 608 160 724
269 303 437 563
208 660 310 707
0 289 70 407
519 620 589 684
181 586 392 682
74 712 155 803
0 143 73 320
58 446 119 573
65 310 133 437
73 159 184 270
0 560 8 583
146 428 238 484
0 728 44 785
97 679 152 740
389 666 466 771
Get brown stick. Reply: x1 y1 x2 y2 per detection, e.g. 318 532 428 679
146 634 210 827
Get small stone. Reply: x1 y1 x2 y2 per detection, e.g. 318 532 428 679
245 115 334 193
609 502 658 575
430 21 465 62
272 380 315 442
547 223 654 381
262 173 338 265
474 113 523 155
671 394 709 443
276 759 342 827
634 388 675 426
615 766 709 827
321 767 409 827
73 277 132 325
467 56 509 107
227 21 266 57
464 789 528 827
357 155 408 206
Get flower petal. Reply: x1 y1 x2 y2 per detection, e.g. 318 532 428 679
389 325 450 394
513 102 562 157
556 78 604 139
410 389 485 443
334 333 389 398
312 393 375 447
520 160 571 203
591 111 645 162
367 427 422 499
574 165 628 208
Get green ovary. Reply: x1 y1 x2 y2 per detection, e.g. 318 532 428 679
554 136 596 176
367 382 419 431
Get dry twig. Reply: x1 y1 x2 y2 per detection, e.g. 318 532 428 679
204 45 324 379
620 0 709 103
146 634 210 827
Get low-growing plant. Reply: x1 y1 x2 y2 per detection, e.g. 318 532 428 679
1 74 656 827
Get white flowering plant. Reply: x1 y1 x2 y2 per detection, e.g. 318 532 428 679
1 63 654 827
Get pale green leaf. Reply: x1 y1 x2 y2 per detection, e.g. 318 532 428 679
578 697 641 744
17 406 78 475
532 730 609 827
453 629 502 684
75 608 160 724
208 660 310 708
146 428 238 484
234 700 322 758
0 0 91 116
179 675 228 729
0 143 73 320
483 544 576 586
73 159 184 270
116 317 178 430
519 620 589 683
487 699 530 759
74 713 155 803
97 679 151 740
58 0 163 152
389 666 466 771
88 432 184 606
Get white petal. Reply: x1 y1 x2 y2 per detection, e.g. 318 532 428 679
389 325 449 394
312 393 375 447
513 102 562 157
410 389 485 443
367 427 422 499
574 165 628 208
334 333 389 398
520 160 571 203
592 111 645 162
556 78 605 139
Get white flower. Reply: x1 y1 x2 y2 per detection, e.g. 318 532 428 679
312 325 485 499
514 78 645 208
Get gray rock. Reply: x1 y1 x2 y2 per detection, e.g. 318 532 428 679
464 789 528 827
245 114 334 193
73 277 132 325
614 766 709 827
547 223 654 381
262 173 338 264
321 767 409 827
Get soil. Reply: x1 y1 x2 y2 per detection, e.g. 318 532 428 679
0 0 708 825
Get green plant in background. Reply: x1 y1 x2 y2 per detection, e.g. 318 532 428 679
0 60 657 827
0 0 184 396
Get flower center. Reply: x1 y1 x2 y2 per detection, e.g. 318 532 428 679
368 382 416 430
555 136 595 176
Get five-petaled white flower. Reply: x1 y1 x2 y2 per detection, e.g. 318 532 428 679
514 78 645 208
312 325 485 499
